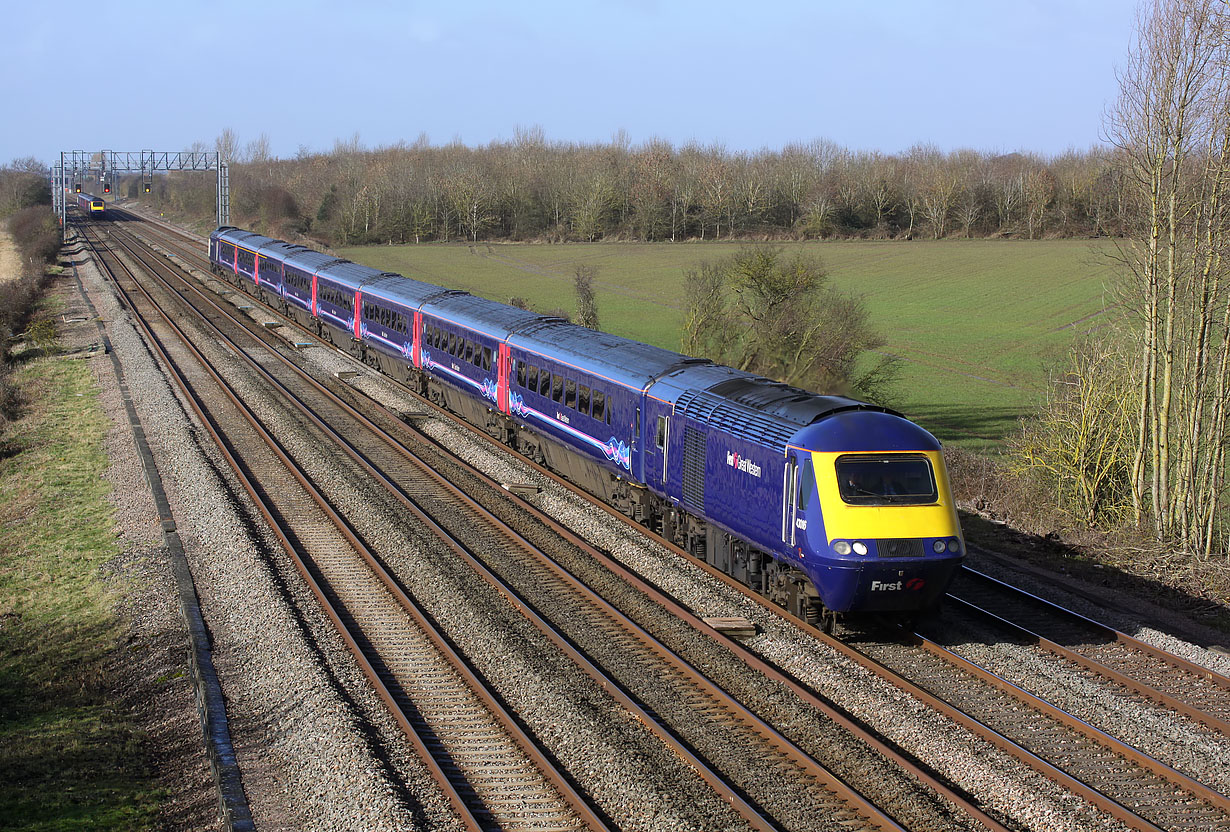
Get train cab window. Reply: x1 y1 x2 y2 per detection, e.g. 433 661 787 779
836 455 937 506
578 385 590 416
551 374 564 403
592 391 605 422
525 364 537 390
540 371 552 397
656 416 667 449
482 347 492 371
565 379 577 409
797 457 816 512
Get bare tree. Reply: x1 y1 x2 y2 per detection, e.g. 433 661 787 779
215 127 240 163
1106 0 1230 553
680 247 893 399
1022 163 1055 239
915 146 962 239
574 264 600 329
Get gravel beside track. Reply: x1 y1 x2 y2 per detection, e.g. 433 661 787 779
964 546 1230 679
87 209 1230 832
925 608 1230 793
99 221 765 832
74 224 466 832
56 239 225 831
410 416 1132 832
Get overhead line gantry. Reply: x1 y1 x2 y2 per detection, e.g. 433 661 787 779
51 150 230 238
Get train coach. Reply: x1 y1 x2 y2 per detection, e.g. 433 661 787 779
76 192 105 216
209 226 964 626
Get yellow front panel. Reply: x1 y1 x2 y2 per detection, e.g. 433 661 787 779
812 450 961 542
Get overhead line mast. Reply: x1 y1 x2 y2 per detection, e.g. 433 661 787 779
50 150 230 238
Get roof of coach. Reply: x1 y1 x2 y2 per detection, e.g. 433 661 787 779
508 318 705 391
255 240 311 260
211 226 238 239
281 248 348 274
656 368 899 452
221 229 278 251
422 293 552 340
310 259 396 291
359 274 459 310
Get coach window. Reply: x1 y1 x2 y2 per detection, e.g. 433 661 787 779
656 416 667 449
578 385 590 416
551 374 564 403
465 340 475 363
526 364 538 391
447 332 456 355
565 379 577 409
482 347 492 371
540 370 552 397
516 361 527 387
592 390 605 422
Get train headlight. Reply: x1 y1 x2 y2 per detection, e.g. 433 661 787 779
948 539 961 553
832 541 852 555
932 540 947 553
852 541 868 556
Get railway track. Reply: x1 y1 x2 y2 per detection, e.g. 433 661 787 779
100 208 1230 832
85 215 981 831
946 566 1230 735
76 220 606 832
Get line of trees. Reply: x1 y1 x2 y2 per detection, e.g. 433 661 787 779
145 129 1136 248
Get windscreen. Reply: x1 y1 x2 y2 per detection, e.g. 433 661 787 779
835 455 937 506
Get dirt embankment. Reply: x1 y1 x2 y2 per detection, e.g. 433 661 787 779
0 230 21 283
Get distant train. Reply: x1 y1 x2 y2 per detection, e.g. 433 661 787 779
77 193 105 216
209 226 965 627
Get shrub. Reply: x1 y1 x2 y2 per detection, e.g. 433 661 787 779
9 207 60 267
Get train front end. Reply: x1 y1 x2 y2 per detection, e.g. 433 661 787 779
791 410 964 614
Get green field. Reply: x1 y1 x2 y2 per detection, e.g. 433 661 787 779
338 239 1122 453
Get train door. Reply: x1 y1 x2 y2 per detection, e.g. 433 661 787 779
781 451 814 552
353 292 363 340
497 343 511 413
642 398 671 495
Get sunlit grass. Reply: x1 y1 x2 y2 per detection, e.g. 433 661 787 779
0 359 161 830
341 238 1122 452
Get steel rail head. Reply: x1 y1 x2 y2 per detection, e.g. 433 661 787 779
110 216 907 832
957 565 1230 691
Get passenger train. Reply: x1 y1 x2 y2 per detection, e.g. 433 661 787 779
209 226 964 627
77 192 105 216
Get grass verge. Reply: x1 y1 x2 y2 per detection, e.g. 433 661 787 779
0 357 160 831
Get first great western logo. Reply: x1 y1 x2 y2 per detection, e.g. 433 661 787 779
726 451 762 478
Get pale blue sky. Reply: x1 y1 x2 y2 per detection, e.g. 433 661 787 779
6 0 1137 166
